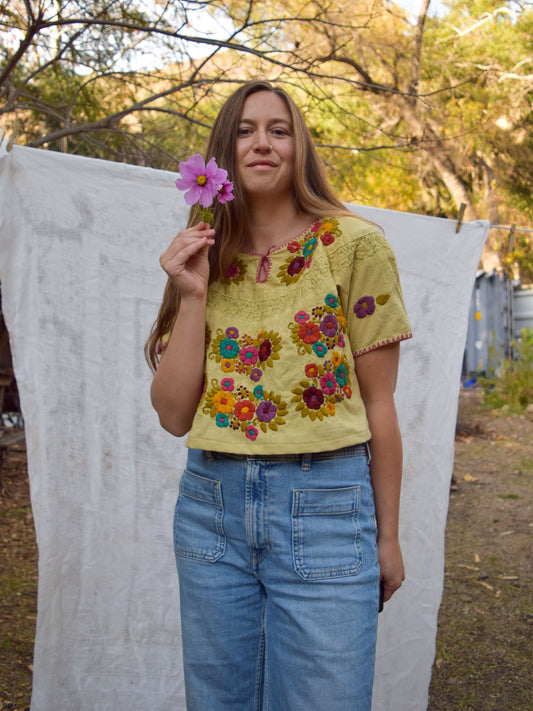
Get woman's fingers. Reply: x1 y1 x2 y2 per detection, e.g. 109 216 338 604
159 223 215 297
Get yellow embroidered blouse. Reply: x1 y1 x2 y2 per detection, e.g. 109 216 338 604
183 215 412 454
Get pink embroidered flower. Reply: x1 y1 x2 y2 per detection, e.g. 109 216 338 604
239 345 259 366
305 363 319 378
294 311 310 324
319 373 337 395
298 322 320 344
320 313 339 338
320 232 335 246
225 263 240 279
287 240 300 253
250 368 262 382
217 179 234 204
287 256 306 276
221 377 234 392
235 399 256 421
175 154 228 208
256 400 277 423
258 340 272 362
245 425 259 441
337 334 345 348
354 296 376 319
302 386 324 410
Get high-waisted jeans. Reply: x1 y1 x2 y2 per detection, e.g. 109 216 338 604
174 444 379 711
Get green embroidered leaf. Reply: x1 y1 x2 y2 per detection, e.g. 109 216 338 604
269 422 278 431
292 388 303 395
309 411 316 421
377 293 390 305
260 423 267 433
295 402 305 411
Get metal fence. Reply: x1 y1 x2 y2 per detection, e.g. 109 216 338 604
463 271 533 375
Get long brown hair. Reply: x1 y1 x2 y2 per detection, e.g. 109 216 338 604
145 80 356 371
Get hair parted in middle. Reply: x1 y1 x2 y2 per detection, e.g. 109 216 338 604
145 80 355 370
200 79 353 283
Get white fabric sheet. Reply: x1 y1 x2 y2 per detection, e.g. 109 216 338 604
0 144 488 711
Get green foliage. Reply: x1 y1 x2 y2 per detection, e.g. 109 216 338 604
481 328 533 412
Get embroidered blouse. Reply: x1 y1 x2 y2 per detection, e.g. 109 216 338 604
179 215 412 454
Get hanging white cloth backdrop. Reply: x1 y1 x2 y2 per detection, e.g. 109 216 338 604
0 145 488 711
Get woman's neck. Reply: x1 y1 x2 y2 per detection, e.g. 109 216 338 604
244 200 312 254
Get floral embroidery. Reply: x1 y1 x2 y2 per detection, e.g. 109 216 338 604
277 219 340 286
353 293 390 319
291 355 352 421
288 295 346 356
289 294 352 421
223 258 247 285
203 379 288 437
209 327 282 381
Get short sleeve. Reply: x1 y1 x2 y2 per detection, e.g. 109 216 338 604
331 224 412 357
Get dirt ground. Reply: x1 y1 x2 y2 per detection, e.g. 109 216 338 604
0 388 532 710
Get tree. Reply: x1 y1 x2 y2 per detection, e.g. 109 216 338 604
2 0 532 275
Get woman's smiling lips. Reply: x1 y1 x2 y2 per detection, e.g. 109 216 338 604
247 160 277 168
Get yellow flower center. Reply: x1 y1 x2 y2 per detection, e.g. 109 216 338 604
196 174 207 186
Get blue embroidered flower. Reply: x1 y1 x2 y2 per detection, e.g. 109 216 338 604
325 293 338 308
219 337 240 358
215 413 229 428
335 363 348 387
302 237 317 259
253 385 264 399
312 341 328 358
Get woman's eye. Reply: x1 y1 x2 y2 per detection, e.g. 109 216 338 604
238 127 252 136
271 128 288 136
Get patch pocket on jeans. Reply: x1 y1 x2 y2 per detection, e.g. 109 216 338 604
174 470 226 562
291 486 362 580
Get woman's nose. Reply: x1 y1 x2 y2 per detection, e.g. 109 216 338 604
253 130 271 151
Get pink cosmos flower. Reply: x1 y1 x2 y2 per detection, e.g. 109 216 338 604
217 179 234 204
175 154 228 208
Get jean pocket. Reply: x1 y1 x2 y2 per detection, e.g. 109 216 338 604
291 486 362 580
174 470 226 562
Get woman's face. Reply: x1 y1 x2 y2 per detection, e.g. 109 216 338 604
235 91 295 201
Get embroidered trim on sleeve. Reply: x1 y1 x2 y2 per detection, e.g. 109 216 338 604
352 332 413 358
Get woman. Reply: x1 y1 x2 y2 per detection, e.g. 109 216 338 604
147 80 412 711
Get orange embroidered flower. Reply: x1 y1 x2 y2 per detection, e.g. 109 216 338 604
213 390 235 414
305 363 319 378
298 322 320 344
331 351 342 367
234 399 256 421
325 402 336 416
221 359 235 373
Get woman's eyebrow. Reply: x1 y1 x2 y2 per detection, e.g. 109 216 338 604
239 117 292 126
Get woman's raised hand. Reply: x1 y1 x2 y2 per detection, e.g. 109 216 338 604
159 222 215 300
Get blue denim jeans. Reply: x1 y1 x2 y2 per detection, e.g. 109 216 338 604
174 445 379 711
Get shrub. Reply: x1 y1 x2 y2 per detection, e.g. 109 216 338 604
481 329 533 412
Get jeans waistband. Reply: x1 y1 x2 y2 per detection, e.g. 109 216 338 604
204 442 370 467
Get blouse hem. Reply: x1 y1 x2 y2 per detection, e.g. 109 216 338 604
185 428 372 456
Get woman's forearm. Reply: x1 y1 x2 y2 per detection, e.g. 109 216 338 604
150 294 208 436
